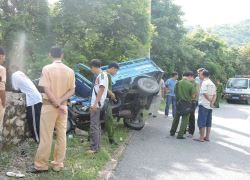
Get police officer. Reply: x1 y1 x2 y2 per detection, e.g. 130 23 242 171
106 62 119 145
29 46 75 173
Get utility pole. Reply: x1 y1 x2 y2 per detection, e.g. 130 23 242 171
148 0 152 59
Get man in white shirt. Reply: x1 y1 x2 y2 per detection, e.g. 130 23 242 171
10 65 42 143
88 59 108 153
195 70 216 142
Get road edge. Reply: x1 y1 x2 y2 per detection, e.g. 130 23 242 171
98 131 134 180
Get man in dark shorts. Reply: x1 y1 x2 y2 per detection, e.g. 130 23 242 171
195 70 216 142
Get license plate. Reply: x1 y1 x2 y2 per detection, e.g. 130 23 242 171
232 97 239 100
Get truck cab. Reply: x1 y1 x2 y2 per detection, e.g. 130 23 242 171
224 75 250 104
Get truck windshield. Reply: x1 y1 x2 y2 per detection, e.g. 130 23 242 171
227 78 249 89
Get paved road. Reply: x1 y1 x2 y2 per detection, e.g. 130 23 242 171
112 103 250 180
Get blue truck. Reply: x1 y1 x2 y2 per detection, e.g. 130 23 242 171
67 58 164 131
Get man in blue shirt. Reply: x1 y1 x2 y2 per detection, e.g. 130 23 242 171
165 72 178 118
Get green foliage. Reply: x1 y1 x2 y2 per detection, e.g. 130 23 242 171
0 122 130 180
0 0 51 79
185 28 238 81
151 0 186 75
1 0 152 79
0 0 248 82
236 43 250 74
53 0 152 66
212 19 250 47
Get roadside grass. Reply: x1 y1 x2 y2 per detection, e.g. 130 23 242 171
0 121 130 180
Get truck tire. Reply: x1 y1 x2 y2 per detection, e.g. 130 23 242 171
123 110 145 130
136 77 159 96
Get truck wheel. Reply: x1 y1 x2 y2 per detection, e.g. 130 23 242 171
136 77 159 96
124 110 145 130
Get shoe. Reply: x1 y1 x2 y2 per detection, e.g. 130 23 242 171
170 133 175 136
109 139 118 145
153 115 157 118
177 136 186 139
193 138 205 142
27 167 48 174
204 138 210 142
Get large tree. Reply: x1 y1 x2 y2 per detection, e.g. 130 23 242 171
0 0 50 80
186 28 237 80
52 0 152 66
151 0 186 75
236 42 250 74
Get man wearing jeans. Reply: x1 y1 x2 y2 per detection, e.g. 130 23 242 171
195 70 216 142
165 72 178 118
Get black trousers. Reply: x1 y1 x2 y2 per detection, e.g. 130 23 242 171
188 101 198 135
188 111 195 135
26 102 42 143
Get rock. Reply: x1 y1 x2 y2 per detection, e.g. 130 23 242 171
1 92 28 149
3 128 9 137
9 117 16 125
16 120 24 127
10 129 15 137
12 137 19 145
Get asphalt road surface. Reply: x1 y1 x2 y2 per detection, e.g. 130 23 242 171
112 103 250 180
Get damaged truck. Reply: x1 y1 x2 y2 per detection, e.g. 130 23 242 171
66 58 164 131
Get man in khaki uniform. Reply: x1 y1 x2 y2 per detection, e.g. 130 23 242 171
29 47 75 173
0 47 6 142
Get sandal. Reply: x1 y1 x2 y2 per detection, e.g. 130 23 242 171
6 171 25 178
193 138 205 142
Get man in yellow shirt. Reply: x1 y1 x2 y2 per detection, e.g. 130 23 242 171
29 47 75 173
0 47 6 142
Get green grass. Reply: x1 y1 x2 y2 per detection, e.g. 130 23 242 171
0 121 130 180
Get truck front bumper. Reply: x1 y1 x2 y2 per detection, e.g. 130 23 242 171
224 93 250 101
